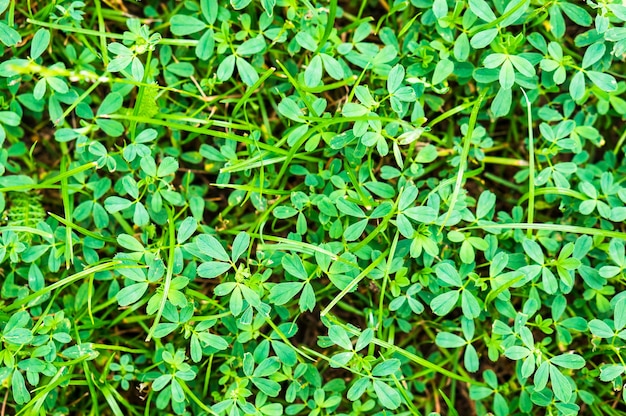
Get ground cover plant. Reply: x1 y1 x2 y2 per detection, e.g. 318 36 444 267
3 0 626 414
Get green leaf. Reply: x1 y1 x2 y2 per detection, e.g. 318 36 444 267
261 0 276 15
231 232 250 262
522 238 544 264
177 217 197 244
344 219 368 241
470 28 498 49
230 0 252 10
252 378 281 397
501 0 530 27
236 36 266 56
217 54 236 81
435 263 462 287
550 354 585 369
328 325 353 350
0 22 21 47
273 206 298 218
347 377 370 401
550 364 572 402
197 261 232 278
278 98 304 122
600 365 625 382
615 298 626 331
336 198 366 218
295 31 318 52
254 357 281 377
454 32 470 61
504 346 531 360
97 92 124 116
300 282 316 312
387 64 405 93
432 0 448 19
320 53 343 80
342 103 369 117
282 254 307 279
431 290 459 316
569 71 585 101
461 290 481 318
157 157 179 177
170 15 207 36
587 71 617 92
491 86 512 117
373 380 401 410
432 59 454 85
304 54 323 88
116 282 148 306
499 59 515 89
167 62 194 77
104 196 132 213
3 328 33 345
117 234 145 252
436 332 466 348
588 319 614 338
30 29 50 60
236 57 259 86
372 359 401 377
509 55 535 77
196 234 230 262
201 0 218 24
469 0 496 21
476 190 496 218
12 370 30 405
582 42 605 68
196 30 215 60
269 282 302 305
0 111 20 127
560 2 592 26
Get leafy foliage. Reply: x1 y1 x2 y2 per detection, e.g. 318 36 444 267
2 0 626 415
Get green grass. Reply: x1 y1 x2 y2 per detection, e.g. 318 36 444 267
1 0 626 415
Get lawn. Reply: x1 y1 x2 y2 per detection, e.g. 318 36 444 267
1 0 626 415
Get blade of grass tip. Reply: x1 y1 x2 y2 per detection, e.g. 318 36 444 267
5 260 122 312
92 0 109 65
391 372 423 416
264 318 314 361
320 249 388 317
274 59 315 115
378 231 399 328
326 315 479 384
180 382 220 416
0 162 97 194
100 385 129 416
518 187 588 204
0 226 53 239
26 18 126 40
232 67 276 115
459 222 626 241
613 126 626 155
48 212 117 243
57 79 103 125
468 0 529 36
315 0 337 54
440 88 489 231
130 48 154 141
16 370 73 415
145 208 176 342
59 154 73 269
88 273 95 325
520 88 535 238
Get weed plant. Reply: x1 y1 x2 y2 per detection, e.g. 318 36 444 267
1 0 626 415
